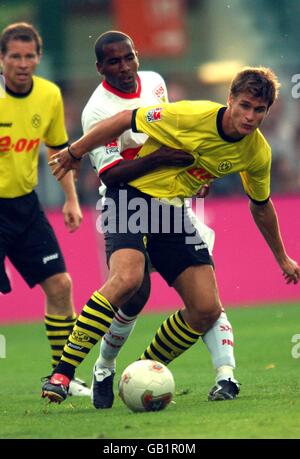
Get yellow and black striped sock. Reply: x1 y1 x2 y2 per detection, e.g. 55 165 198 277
140 310 202 365
55 291 117 379
44 313 77 369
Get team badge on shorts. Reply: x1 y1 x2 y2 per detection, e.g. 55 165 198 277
146 107 162 123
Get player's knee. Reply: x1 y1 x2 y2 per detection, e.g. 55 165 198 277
56 272 72 294
45 272 72 298
191 302 222 333
111 270 144 298
207 305 222 326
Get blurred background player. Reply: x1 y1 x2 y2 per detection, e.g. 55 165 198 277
0 22 89 396
42 31 238 407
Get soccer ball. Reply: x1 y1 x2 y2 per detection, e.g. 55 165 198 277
118 360 175 412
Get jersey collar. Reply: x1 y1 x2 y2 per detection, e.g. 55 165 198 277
102 75 141 99
217 106 245 143
3 79 34 98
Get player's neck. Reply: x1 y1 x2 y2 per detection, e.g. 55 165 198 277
222 108 244 140
5 78 33 96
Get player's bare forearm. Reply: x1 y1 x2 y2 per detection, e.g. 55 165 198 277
48 111 133 181
60 170 78 202
250 199 299 283
48 148 82 230
58 173 83 231
48 148 78 200
72 110 133 158
250 199 285 262
101 147 194 187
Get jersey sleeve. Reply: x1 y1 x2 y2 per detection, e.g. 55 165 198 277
132 103 182 149
44 87 68 148
81 106 123 175
239 144 271 202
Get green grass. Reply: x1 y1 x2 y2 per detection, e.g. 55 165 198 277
0 303 300 439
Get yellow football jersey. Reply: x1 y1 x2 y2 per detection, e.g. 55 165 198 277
0 75 68 198
130 100 271 202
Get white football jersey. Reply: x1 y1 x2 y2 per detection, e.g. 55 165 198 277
82 71 168 176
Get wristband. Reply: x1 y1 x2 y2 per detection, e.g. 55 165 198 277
67 144 81 161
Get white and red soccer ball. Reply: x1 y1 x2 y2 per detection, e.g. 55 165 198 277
118 360 175 412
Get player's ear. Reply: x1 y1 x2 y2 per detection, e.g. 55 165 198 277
96 61 103 75
227 94 234 108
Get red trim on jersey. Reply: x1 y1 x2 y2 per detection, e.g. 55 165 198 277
98 158 123 175
187 167 215 181
98 147 142 175
102 75 141 99
121 146 142 160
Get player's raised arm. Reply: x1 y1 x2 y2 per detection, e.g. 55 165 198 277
49 110 133 180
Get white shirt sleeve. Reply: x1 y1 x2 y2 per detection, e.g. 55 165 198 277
81 105 123 175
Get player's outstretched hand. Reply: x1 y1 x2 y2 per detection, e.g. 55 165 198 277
153 146 194 167
280 256 300 284
48 147 81 181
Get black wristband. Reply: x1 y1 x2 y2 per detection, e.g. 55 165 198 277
67 144 81 161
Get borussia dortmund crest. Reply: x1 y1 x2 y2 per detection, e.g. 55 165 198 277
218 160 232 173
32 114 41 128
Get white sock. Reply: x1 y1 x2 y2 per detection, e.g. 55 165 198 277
202 312 236 383
96 309 137 370
216 365 235 383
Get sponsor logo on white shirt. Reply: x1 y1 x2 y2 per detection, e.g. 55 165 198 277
153 84 165 100
105 140 120 155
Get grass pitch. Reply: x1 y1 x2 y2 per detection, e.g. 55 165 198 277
0 303 300 439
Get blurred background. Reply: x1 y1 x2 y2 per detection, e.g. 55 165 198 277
1 0 300 206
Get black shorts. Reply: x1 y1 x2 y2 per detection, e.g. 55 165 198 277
102 185 212 286
0 191 66 293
